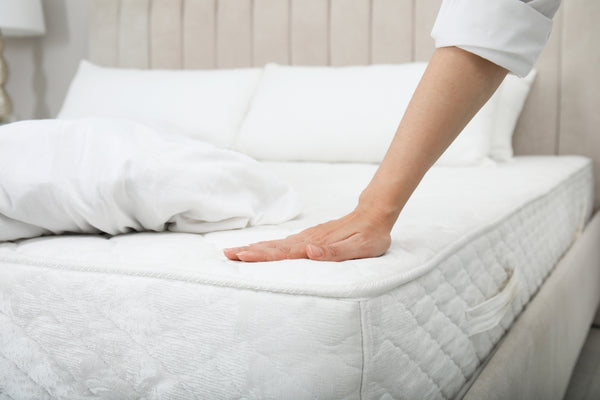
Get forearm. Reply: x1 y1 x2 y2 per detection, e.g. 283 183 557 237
358 46 508 229
225 46 509 262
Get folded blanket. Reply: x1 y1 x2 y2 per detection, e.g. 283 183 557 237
0 118 301 241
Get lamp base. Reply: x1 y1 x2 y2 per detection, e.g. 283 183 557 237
0 31 14 121
0 114 15 125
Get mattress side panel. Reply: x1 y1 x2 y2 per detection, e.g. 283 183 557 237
0 265 363 400
360 163 593 400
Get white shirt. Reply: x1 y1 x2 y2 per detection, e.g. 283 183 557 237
431 0 562 76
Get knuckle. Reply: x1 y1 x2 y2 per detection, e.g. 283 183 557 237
328 245 339 258
357 234 390 257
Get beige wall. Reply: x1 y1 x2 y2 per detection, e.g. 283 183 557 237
3 0 91 120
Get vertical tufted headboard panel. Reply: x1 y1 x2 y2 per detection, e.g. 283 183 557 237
89 0 600 209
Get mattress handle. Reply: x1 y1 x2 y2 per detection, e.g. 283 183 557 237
465 267 521 336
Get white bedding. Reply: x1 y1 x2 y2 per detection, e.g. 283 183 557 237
0 118 300 241
0 156 593 399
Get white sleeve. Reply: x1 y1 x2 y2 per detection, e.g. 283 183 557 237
431 0 562 77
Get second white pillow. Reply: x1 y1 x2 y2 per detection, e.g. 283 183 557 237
234 62 498 166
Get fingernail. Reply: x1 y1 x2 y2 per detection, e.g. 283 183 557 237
236 251 251 258
308 245 324 258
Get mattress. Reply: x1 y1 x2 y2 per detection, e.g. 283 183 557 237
0 156 593 400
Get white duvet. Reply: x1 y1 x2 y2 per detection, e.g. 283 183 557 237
0 118 301 241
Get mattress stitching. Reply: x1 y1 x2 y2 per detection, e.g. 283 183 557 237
358 300 365 400
0 389 16 400
86 300 202 400
455 248 495 350
467 239 499 299
0 351 51 399
239 337 320 400
0 159 593 300
522 204 549 288
480 235 511 346
435 257 487 363
47 284 148 398
361 291 455 399
402 284 468 394
411 279 474 380
0 308 90 398
380 335 449 400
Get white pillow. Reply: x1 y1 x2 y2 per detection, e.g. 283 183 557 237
234 62 499 166
488 70 536 161
58 60 263 148
0 118 301 242
234 63 535 165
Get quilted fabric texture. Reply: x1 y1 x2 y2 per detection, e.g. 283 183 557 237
0 157 594 399
361 165 592 399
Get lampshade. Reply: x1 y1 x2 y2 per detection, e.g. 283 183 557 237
0 0 45 37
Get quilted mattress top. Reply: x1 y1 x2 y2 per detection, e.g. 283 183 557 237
0 156 592 299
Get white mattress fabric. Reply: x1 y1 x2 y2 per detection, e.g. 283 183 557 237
0 156 594 400
0 118 300 241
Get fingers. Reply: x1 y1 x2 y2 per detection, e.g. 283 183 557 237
223 239 307 262
223 246 249 261
237 244 306 262
223 222 340 262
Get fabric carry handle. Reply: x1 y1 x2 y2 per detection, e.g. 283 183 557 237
465 267 521 336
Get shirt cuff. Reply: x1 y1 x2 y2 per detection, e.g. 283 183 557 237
431 0 553 77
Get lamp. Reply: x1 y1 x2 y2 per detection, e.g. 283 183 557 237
0 0 46 122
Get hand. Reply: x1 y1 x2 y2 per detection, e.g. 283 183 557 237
223 208 392 262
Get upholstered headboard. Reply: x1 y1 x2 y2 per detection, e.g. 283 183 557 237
88 0 600 209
